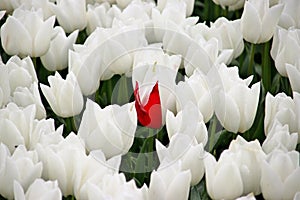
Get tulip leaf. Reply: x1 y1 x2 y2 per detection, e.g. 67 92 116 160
189 179 211 200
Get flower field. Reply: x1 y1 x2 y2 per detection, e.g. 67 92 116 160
0 0 300 199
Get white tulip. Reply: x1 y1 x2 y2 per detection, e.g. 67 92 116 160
78 99 137 158
50 0 87 33
12 83 46 119
6 56 37 93
271 27 300 77
152 4 198 43
74 150 121 199
183 31 233 75
0 103 63 152
0 63 10 108
149 161 191 200
240 0 284 44
209 64 260 133
175 69 213 123
36 133 86 196
227 136 266 195
206 17 244 59
10 0 54 19
41 27 78 71
262 121 298 153
68 47 103 96
0 144 42 199
0 103 35 153
86 3 121 34
166 102 208 145
278 0 300 29
79 173 147 200
211 0 245 11
264 92 300 142
114 0 153 27
40 72 84 118
14 179 62 200
260 150 300 200
0 8 55 57
204 152 243 200
156 134 205 185
30 119 64 149
157 0 195 17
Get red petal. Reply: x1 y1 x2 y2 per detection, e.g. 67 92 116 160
134 81 162 129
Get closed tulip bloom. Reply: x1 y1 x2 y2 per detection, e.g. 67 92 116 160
68 48 103 96
40 72 83 118
264 92 300 142
227 136 266 195
6 56 37 93
12 82 46 119
0 103 36 153
149 161 191 200
78 99 137 158
210 64 260 133
14 179 62 200
204 152 244 200
36 133 86 196
41 27 78 71
73 150 121 199
262 121 298 154
79 173 147 200
206 17 244 60
0 8 55 57
175 70 213 123
261 150 300 200
271 27 300 77
157 0 195 17
0 144 43 200
278 0 300 29
241 0 284 44
50 0 87 33
86 3 121 34
156 134 205 185
166 102 208 145
10 0 54 19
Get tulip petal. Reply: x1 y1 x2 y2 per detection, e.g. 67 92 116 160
241 1 262 43
261 161 283 200
260 4 284 43
166 170 191 200
1 16 32 56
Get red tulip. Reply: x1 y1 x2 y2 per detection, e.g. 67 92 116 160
134 81 162 129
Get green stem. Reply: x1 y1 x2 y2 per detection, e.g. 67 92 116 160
64 116 77 135
208 115 217 153
248 43 256 75
262 41 271 91
107 78 113 105
32 57 37 69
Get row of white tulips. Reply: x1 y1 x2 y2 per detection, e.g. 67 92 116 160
0 0 300 199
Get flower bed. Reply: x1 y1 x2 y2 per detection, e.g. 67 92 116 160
0 0 299 199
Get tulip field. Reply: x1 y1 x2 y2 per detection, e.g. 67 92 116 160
0 0 300 199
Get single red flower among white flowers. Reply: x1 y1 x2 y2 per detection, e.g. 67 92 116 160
134 81 162 129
